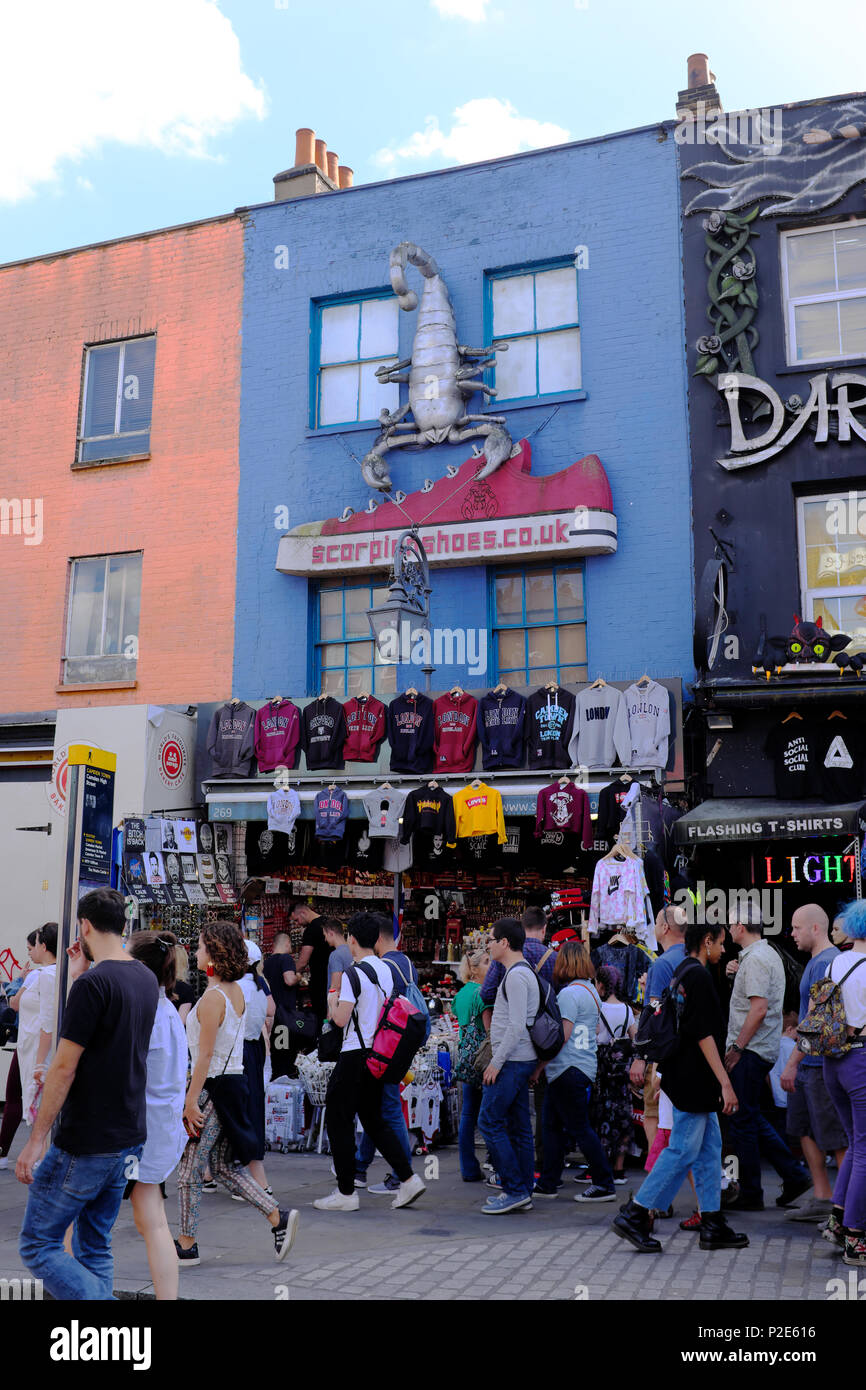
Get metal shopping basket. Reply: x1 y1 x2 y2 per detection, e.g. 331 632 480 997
295 1055 335 1153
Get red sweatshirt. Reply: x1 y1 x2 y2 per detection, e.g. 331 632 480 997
535 780 593 850
343 695 386 762
254 699 300 772
433 693 478 773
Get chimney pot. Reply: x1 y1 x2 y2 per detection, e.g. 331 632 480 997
687 53 711 90
315 139 328 173
295 128 315 167
338 165 354 189
327 151 339 182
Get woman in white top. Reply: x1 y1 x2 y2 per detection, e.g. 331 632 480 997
17 922 58 1119
0 930 40 1167
823 903 866 1266
174 920 298 1267
237 940 276 1195
125 930 188 1301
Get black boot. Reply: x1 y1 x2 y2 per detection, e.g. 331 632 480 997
698 1210 749 1251
611 1197 662 1253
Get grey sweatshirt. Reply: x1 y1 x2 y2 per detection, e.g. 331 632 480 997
363 788 407 839
491 963 540 1069
568 684 631 770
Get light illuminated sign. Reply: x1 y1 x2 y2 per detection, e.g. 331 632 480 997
762 853 858 886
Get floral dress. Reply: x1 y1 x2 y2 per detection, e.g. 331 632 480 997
590 999 634 1168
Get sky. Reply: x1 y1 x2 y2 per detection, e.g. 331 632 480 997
1 0 865 265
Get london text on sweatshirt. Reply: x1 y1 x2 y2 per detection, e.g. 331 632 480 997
343 695 387 763
399 785 457 846
453 782 506 842
433 692 478 773
302 697 347 770
568 685 631 770
387 692 435 774
362 786 408 839
535 781 593 849
314 787 349 839
526 687 576 769
478 687 526 769
267 787 300 835
624 680 670 767
254 699 301 772
207 702 256 777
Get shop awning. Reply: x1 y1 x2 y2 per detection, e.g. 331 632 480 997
673 799 866 845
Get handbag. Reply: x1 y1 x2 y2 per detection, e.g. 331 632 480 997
277 1003 318 1041
455 1009 487 1085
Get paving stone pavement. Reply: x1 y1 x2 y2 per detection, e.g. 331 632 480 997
0 1133 847 1301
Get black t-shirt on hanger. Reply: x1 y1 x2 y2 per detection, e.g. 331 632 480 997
764 719 815 799
813 720 866 803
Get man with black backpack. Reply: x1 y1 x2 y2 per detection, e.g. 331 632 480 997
612 921 748 1253
478 918 553 1215
314 914 425 1214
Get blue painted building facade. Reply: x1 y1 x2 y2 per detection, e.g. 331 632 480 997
233 123 693 750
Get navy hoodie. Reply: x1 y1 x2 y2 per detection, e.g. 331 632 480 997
478 688 526 770
387 693 435 774
526 687 576 770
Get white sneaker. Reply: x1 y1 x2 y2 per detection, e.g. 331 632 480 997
313 1188 359 1212
391 1173 426 1210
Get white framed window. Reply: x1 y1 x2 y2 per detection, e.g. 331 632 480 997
782 222 866 364
487 263 581 402
78 338 156 462
797 491 866 655
315 578 397 696
491 563 587 683
313 294 399 427
63 552 142 684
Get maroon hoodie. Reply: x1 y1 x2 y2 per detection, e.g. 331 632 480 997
433 692 478 774
535 780 593 850
343 695 386 762
254 699 300 772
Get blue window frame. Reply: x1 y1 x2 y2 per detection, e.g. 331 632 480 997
490 563 587 685
310 291 400 428
313 577 398 696
78 337 156 463
484 260 581 404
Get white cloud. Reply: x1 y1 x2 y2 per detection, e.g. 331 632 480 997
374 98 571 171
431 0 492 19
0 0 265 203
76 177 94 193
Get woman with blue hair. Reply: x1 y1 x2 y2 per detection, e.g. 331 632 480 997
822 901 866 1267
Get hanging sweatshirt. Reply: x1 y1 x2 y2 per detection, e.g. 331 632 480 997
207 702 256 777
267 787 300 834
526 687 576 769
302 697 347 771
387 693 435 774
433 692 478 773
596 778 635 846
453 782 506 842
254 699 301 772
362 787 408 839
589 855 647 934
343 695 387 763
535 781 593 850
478 688 526 770
568 685 631 770
624 680 670 767
314 787 349 840
399 785 457 846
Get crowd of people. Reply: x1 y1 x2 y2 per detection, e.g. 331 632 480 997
3 885 866 1301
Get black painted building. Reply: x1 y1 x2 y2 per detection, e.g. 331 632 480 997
675 62 866 916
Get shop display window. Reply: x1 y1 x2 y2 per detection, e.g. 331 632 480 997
77 336 155 463
782 222 866 364
315 577 398 696
797 490 866 654
62 551 142 684
490 563 586 685
312 292 399 428
486 261 581 402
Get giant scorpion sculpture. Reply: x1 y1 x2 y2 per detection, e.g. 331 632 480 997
360 241 516 491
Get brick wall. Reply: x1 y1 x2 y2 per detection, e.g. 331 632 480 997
0 217 243 711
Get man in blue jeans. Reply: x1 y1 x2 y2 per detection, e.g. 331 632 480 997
16 887 158 1299
354 917 416 1194
478 918 539 1214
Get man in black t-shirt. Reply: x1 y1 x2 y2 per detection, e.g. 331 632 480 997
293 905 329 1026
612 921 748 1255
17 887 158 1300
263 931 300 1079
